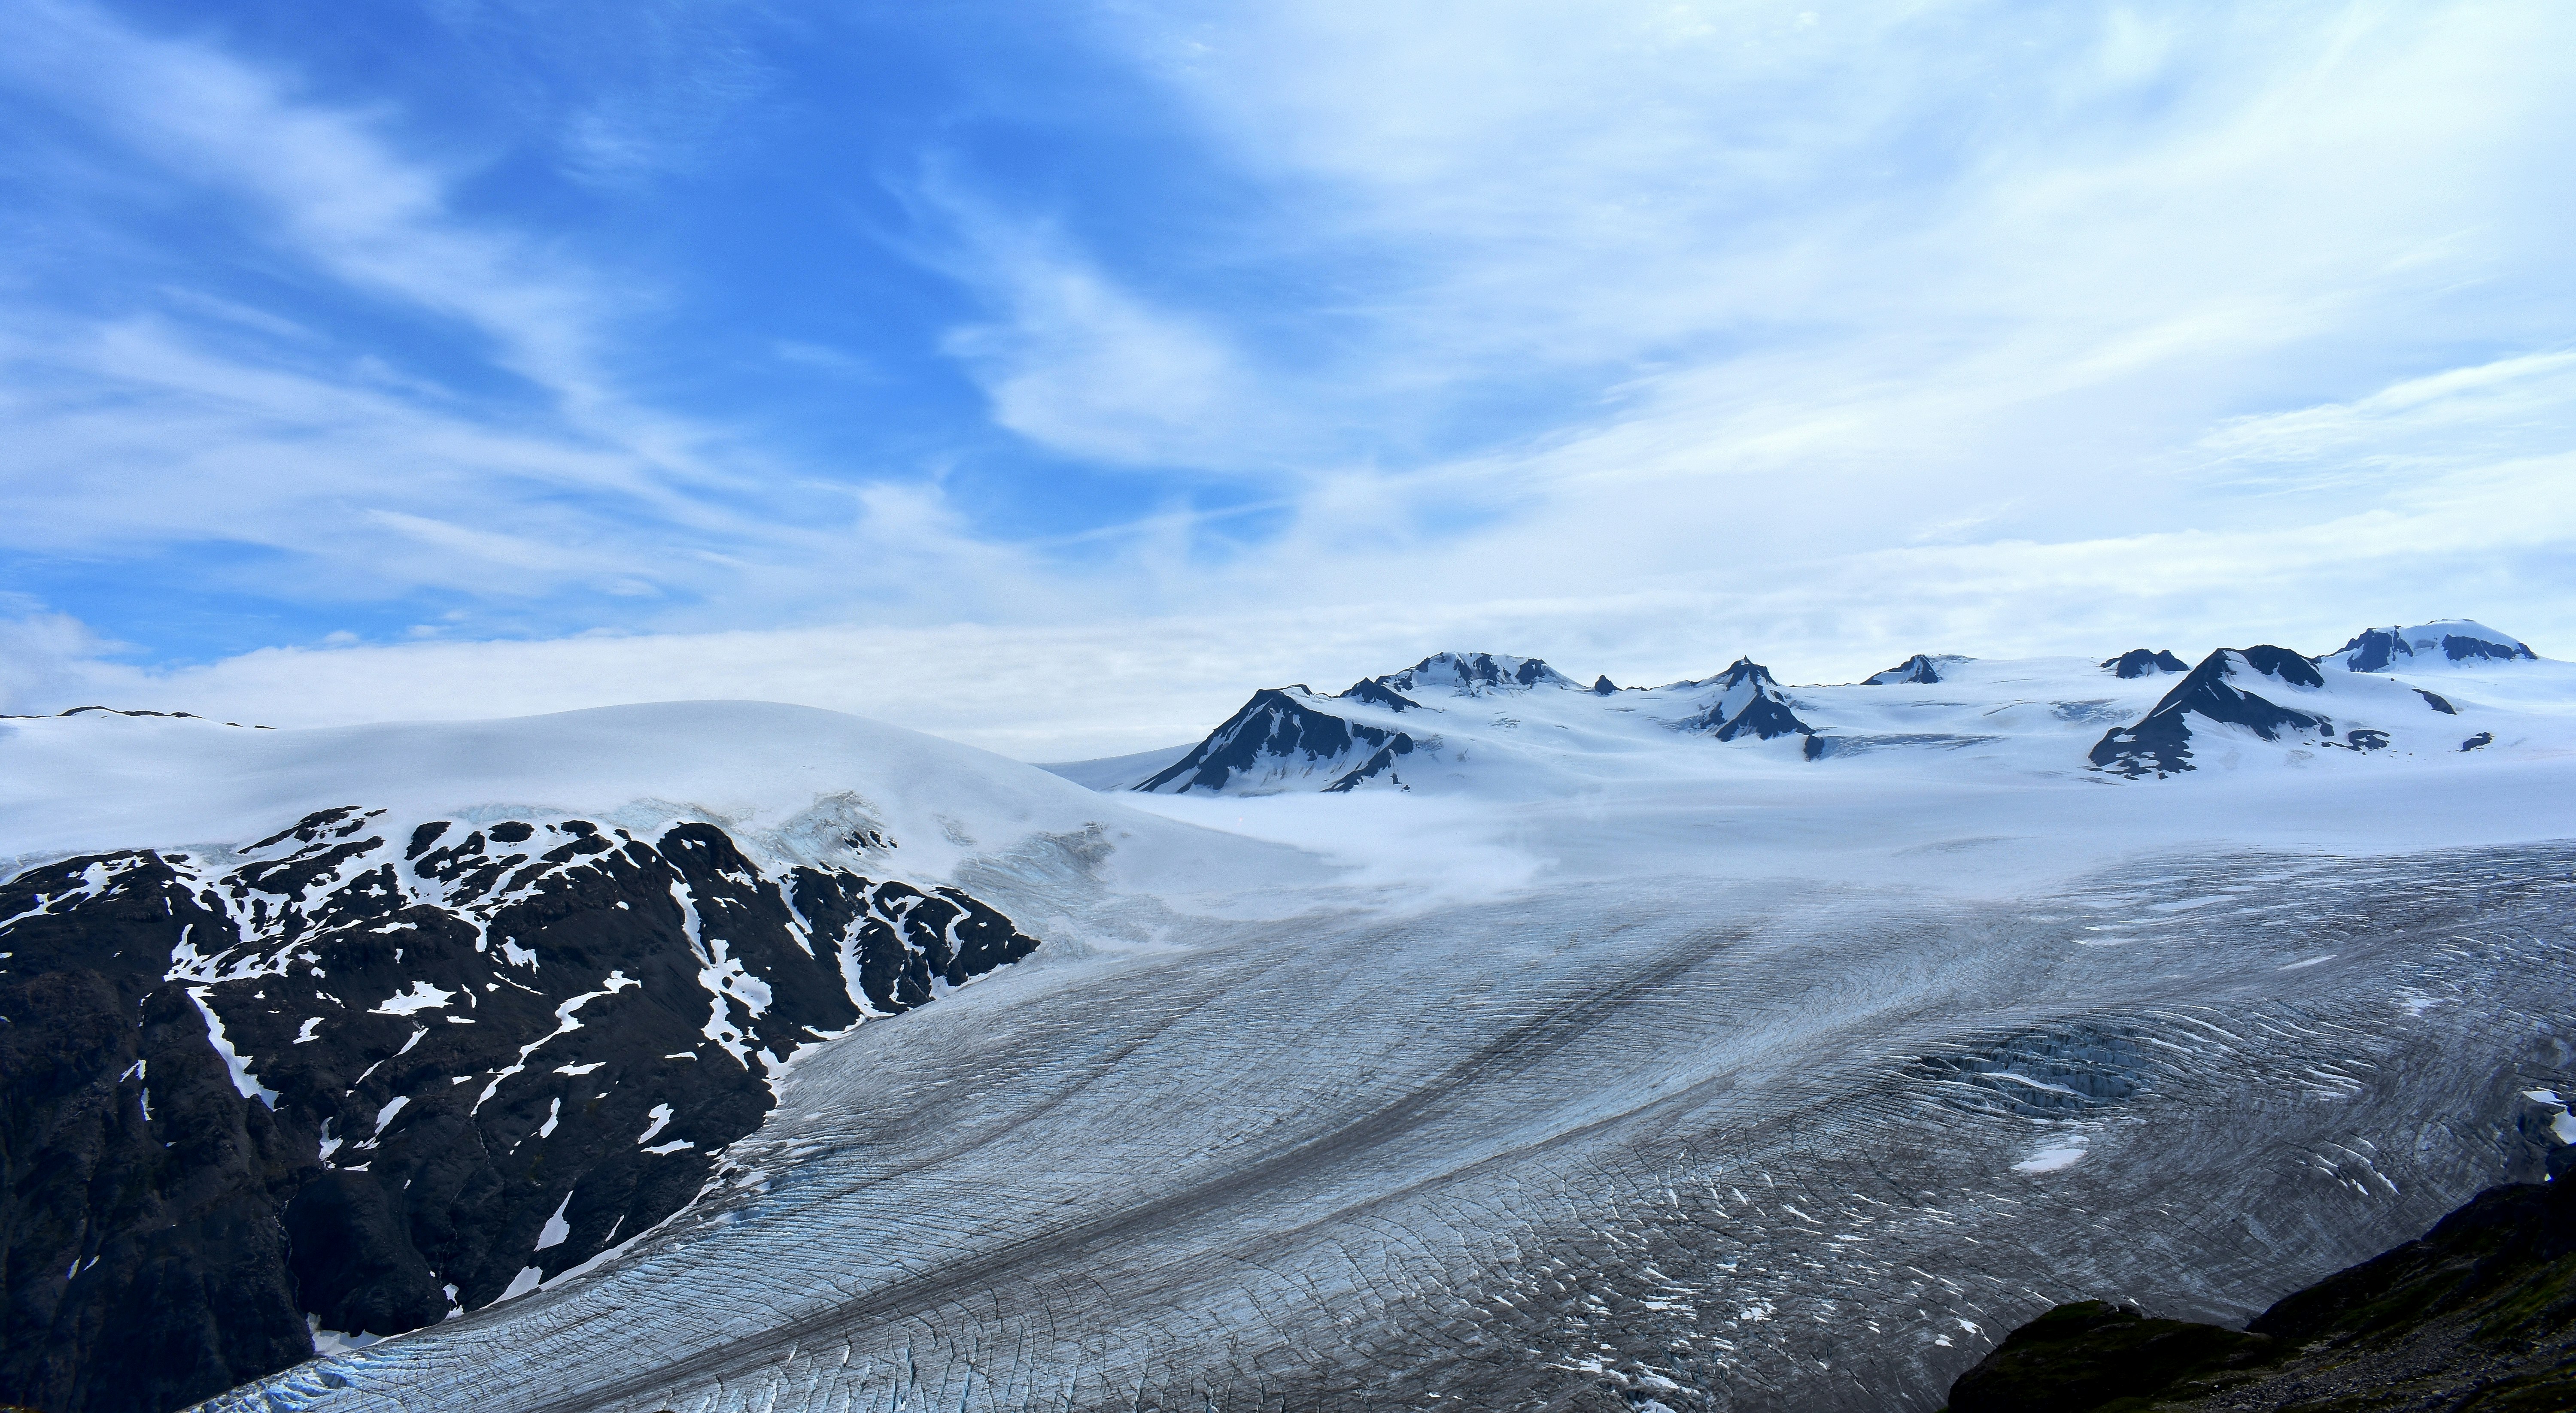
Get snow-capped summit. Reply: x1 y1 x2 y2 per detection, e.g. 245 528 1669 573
1676 659 1817 745
1677 657 1777 692
1136 687 1418 794
2081 641 2521 779
2323 621 2538 672
1380 652 1576 696
1104 618 2566 798
1864 654 1967 686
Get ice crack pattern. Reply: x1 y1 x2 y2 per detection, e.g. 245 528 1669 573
208 843 2576 1413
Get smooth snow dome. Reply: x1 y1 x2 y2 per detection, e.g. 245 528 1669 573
2396 620 2527 652
2324 620 2542 672
0 702 1313 907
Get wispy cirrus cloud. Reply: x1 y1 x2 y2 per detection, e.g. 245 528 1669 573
0 0 847 629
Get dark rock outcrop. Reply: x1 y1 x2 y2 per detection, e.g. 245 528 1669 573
1865 653 1950 685
1138 689 1415 794
2331 624 2538 672
2101 649 2190 679
1677 660 1820 747
1947 1301 2275 1412
1591 675 1617 696
2088 648 2330 779
1693 657 1779 693
1379 652 1570 695
1946 1172 2576 1411
0 808 1040 1413
1337 678 1423 713
1707 694 1816 743
1322 738 1415 793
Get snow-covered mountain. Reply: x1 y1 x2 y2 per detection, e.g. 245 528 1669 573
2084 642 2507 778
1111 621 2570 796
2321 619 2537 671
1863 652 1961 685
0 704 1285 1413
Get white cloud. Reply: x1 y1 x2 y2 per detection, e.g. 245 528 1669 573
923 187 1284 471
0 0 598 398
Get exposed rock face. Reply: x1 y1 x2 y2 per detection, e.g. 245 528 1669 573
2100 648 2190 679
1337 678 1422 713
0 808 1039 1413
1379 652 1571 695
1136 688 1416 794
1947 1301 2275 1413
1947 1170 2576 1411
2088 647 2330 778
1864 653 1954 685
2328 622 2539 672
1678 659 1820 747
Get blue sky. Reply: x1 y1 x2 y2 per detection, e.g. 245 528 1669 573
3 0 2573 756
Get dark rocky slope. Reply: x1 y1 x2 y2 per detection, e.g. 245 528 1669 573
2089 647 2333 778
0 807 1039 1413
1679 658 1825 750
2102 648 2190 679
1136 688 1416 794
1866 653 1958 685
2332 626 2537 672
1945 1165 2576 1412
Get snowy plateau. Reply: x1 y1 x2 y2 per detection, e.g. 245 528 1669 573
1 620 2573 1413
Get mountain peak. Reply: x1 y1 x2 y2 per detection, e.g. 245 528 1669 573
1381 652 1575 695
1671 656 1779 691
2100 649 2189 679
1864 653 1966 686
2088 646 2330 777
2326 621 2537 671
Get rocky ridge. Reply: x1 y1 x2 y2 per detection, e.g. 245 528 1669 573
0 804 1040 1413
1947 1159 2576 1411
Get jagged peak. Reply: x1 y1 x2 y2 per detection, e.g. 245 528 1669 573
1863 653 1967 686
2088 646 2330 778
1136 686 1412 794
2226 645 2325 688
1665 657 1778 691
